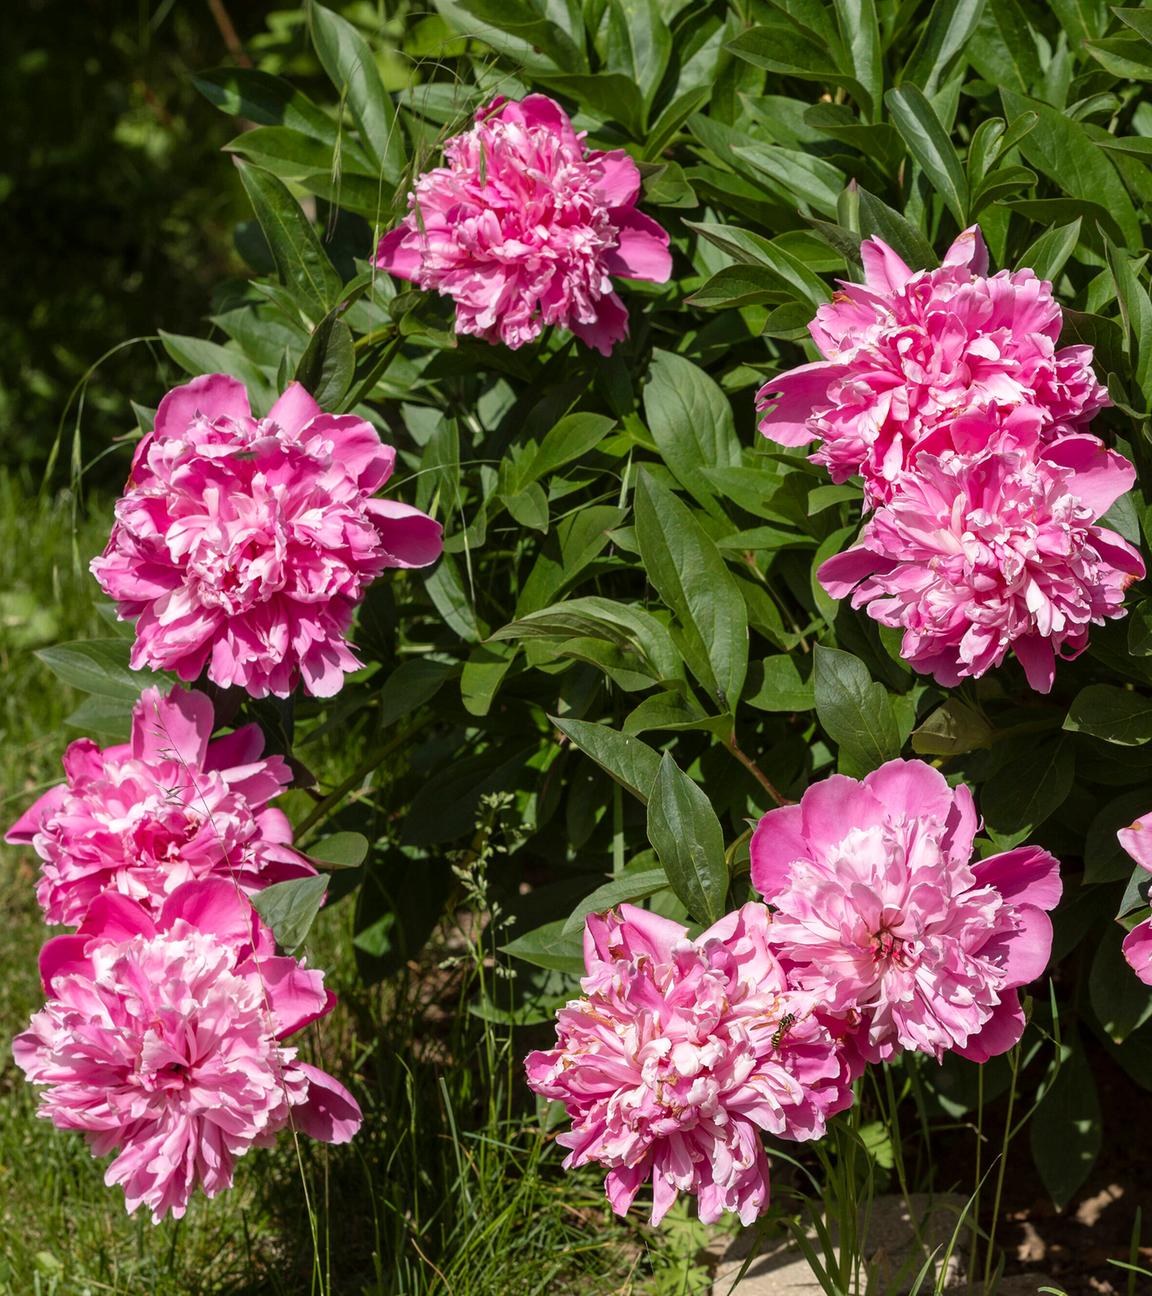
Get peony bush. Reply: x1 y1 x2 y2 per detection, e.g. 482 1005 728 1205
15 0 1152 1276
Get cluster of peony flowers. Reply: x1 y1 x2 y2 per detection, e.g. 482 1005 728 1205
527 759 1061 1225
92 374 443 698
757 227 1143 692
375 95 672 354
8 686 362 1221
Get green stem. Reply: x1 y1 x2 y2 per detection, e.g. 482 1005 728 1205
983 1046 1020 1290
723 734 790 805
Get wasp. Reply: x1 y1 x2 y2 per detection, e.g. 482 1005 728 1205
771 1013 796 1048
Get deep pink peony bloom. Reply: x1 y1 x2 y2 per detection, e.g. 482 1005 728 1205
818 438 1144 692
6 686 316 926
375 95 671 355
1116 814 1152 984
524 903 852 1226
13 879 361 1223
756 226 1109 506
750 760 1062 1065
90 375 443 698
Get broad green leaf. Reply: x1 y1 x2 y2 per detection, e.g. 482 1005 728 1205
646 752 728 926
1119 863 1152 920
982 736 1075 835
1085 33 1152 79
224 125 374 179
295 313 354 408
745 654 815 712
551 716 662 804
1000 90 1140 247
503 482 550 532
911 699 993 756
833 0 882 122
63 695 135 742
967 0 1043 95
308 832 370 869
561 867 671 933
634 473 748 712
378 658 455 728
687 222 831 308
460 643 516 718
1104 241 1152 404
534 72 644 136
855 186 937 267
813 646 902 774
685 264 787 310
236 161 342 321
36 640 163 701
1085 790 1152 884
623 690 723 735
251 874 329 953
733 143 845 218
457 0 587 72
603 0 672 104
885 85 969 224
1064 684 1152 747
520 413 616 486
1090 930 1152 1043
643 350 740 516
725 26 875 118
1019 219 1081 283
424 553 485 642
158 331 273 401
501 919 585 974
310 2 406 180
402 744 535 845
901 0 986 98
1030 1039 1102 1211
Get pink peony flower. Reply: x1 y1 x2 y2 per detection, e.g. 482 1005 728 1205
1115 813 1152 984
750 760 1062 1065
757 226 1109 506
524 903 852 1226
13 879 361 1222
7 685 316 926
375 95 671 355
90 375 443 698
818 437 1144 692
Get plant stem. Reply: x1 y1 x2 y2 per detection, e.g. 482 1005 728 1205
723 734 791 805
983 1046 1020 1290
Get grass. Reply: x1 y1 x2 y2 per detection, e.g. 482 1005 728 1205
0 469 716 1296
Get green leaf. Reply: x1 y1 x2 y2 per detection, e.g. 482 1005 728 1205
603 0 672 104
224 125 374 180
1019 219 1082 283
561 867 671 933
812 645 902 774
1119 863 1152 921
503 482 550 532
911 699 993 756
424 553 484 642
63 695 134 742
855 185 937 267
685 264 787 310
733 143 845 219
885 85 969 224
1000 90 1140 248
1090 929 1152 1043
901 0 986 98
308 831 370 870
460 643 516 717
294 313 354 408
1030 1039 1102 1211
833 0 882 123
643 350 740 516
745 654 815 712
551 716 662 804
36 640 163 701
250 874 329 954
646 752 728 926
458 0 587 72
378 658 455 727
519 413 616 487
502 919 585 974
1085 790 1152 885
725 26 875 118
687 222 832 308
1064 685 1152 747
1104 240 1152 404
982 736 1075 835
309 2 405 181
533 73 644 136
158 331 273 401
235 160 342 320
634 473 748 712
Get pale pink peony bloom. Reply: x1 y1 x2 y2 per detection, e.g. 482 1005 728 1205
524 903 852 1226
13 879 361 1223
750 760 1062 1065
6 685 316 926
90 375 443 698
375 95 671 354
1115 814 1152 984
818 438 1144 693
757 226 1109 506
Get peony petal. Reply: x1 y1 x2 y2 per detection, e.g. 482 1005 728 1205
1041 435 1137 519
1013 634 1056 694
159 879 255 947
365 499 444 568
863 759 954 826
941 225 988 274
568 290 630 356
267 382 324 436
77 893 157 943
6 782 67 844
756 362 842 447
154 374 251 441
131 686 214 769
1123 920 1152 986
604 211 672 283
374 225 423 280
258 957 334 1037
972 845 1062 909
293 1064 363 1143
591 149 641 207
749 805 809 899
954 992 1026 1062
860 236 915 293
39 935 93 993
